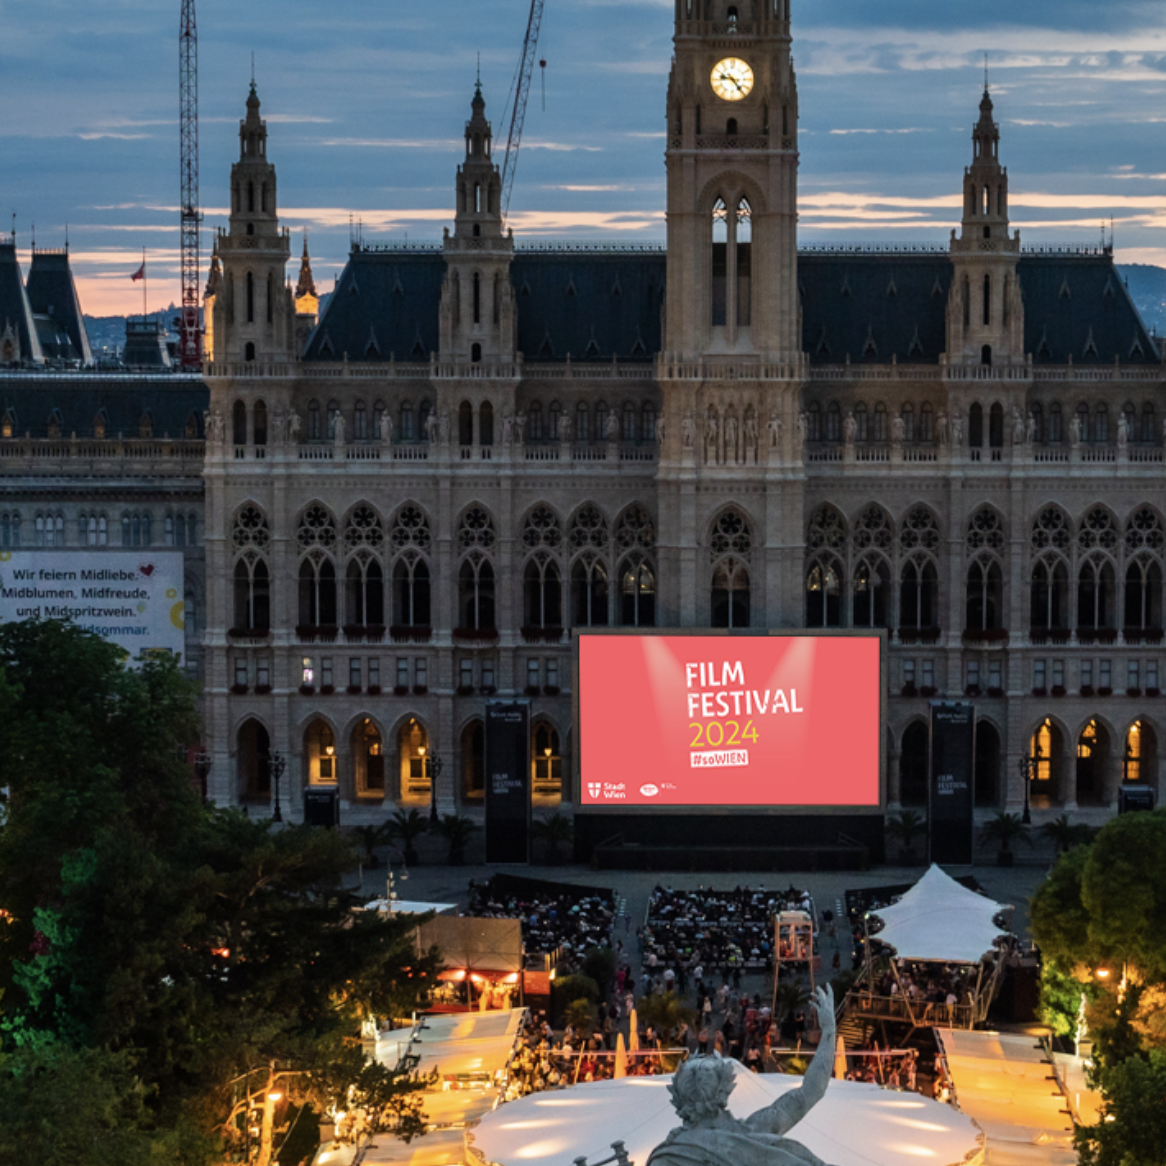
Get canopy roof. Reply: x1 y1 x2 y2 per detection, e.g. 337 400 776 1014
467 1060 982 1166
937 1029 1084 1161
416 915 523 974
870 864 1011 964
377 1008 524 1080
362 898 456 915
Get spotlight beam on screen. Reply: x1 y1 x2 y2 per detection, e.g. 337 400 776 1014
575 630 883 811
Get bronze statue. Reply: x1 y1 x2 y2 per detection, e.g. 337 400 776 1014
647 985 836 1166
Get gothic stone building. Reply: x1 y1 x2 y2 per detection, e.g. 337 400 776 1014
193 2 1166 826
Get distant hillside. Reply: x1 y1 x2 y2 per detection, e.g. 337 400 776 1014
1118 265 1166 338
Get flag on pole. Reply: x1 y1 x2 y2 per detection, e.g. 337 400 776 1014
130 262 146 281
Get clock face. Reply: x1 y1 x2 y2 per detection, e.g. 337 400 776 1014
711 57 754 101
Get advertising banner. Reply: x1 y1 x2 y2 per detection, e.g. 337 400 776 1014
929 702 976 865
0 550 186 658
577 633 881 808
485 701 531 863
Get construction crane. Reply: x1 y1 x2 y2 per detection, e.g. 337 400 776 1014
178 0 201 368
499 0 546 219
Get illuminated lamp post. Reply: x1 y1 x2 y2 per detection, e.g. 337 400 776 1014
426 748 444 824
269 749 286 823
1017 753 1035 824
193 748 211 802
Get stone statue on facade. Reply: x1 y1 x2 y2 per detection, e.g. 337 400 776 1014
843 411 857 445
936 410 949 446
379 409 393 445
1069 413 1081 447
682 414 696 449
647 985 837 1166
1027 411 1037 445
606 409 620 442
768 412 783 448
705 411 720 461
501 410 514 446
891 415 905 444
439 410 451 445
725 414 739 463
951 410 964 448
288 408 302 444
204 409 224 444
1012 407 1026 446
332 409 346 447
797 411 808 444
425 409 439 444
656 413 666 445
743 411 758 458
1117 412 1129 448
558 411 573 443
514 410 527 445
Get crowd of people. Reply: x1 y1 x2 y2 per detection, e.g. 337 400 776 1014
467 877 616 958
639 884 818 982
839 1049 919 1090
498 1012 678 1102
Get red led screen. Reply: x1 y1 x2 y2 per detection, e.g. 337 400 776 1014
577 633 881 808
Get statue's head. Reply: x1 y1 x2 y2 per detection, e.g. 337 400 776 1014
666 1054 736 1125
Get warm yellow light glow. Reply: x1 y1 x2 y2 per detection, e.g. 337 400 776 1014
325 744 334 756
268 1090 283 1101
1096 967 1112 979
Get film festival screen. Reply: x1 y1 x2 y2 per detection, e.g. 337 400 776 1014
576 632 881 809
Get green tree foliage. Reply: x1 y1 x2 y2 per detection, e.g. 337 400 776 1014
1030 810 1166 1165
580 945 617 993
635 990 696 1040
0 621 440 1165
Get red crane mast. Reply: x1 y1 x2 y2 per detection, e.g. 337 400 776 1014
179 0 201 368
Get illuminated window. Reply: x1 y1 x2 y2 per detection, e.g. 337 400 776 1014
1125 721 1143 783
1077 719 1097 761
533 721 561 793
1031 719 1053 783
355 718 385 794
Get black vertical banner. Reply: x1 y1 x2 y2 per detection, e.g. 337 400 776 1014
929 702 976 865
485 701 531 864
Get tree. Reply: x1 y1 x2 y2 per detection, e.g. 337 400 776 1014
1040 812 1093 856
531 811 574 864
0 621 441 1164
580 945 617 994
435 813 478 865
636 990 696 1040
1031 810 1166 1165
885 810 926 861
979 811 1032 865
385 808 428 865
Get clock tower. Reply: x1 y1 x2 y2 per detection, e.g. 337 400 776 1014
655 0 807 634
663 0 801 361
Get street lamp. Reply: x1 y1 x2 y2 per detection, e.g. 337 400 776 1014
1017 753 1034 824
193 748 212 802
427 750 444 823
269 749 286 823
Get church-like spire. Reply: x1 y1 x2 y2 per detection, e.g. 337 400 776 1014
960 84 1008 242
295 230 317 300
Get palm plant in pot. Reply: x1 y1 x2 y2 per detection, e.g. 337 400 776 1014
885 809 927 864
531 811 574 864
386 807 428 866
436 812 479 865
1040 812 1093 855
980 811 1032 866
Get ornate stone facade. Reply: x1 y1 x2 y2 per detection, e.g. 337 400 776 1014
197 2 1166 825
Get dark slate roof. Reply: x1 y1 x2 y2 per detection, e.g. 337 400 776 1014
0 374 208 439
1019 255 1158 365
302 243 1161 368
25 250 93 364
0 241 42 364
302 248 445 361
799 253 950 365
511 251 665 361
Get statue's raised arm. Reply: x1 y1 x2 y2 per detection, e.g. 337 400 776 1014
745 984 835 1138
647 984 836 1166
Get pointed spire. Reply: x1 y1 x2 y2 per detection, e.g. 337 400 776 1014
296 229 317 300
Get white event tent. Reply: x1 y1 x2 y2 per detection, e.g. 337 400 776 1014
871 864 1011 964
465 1060 984 1166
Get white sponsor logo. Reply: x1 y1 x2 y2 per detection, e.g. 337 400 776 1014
587 783 601 797
640 783 660 797
690 749 750 768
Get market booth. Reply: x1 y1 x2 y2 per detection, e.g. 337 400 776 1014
415 916 524 1012
465 1059 984 1166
